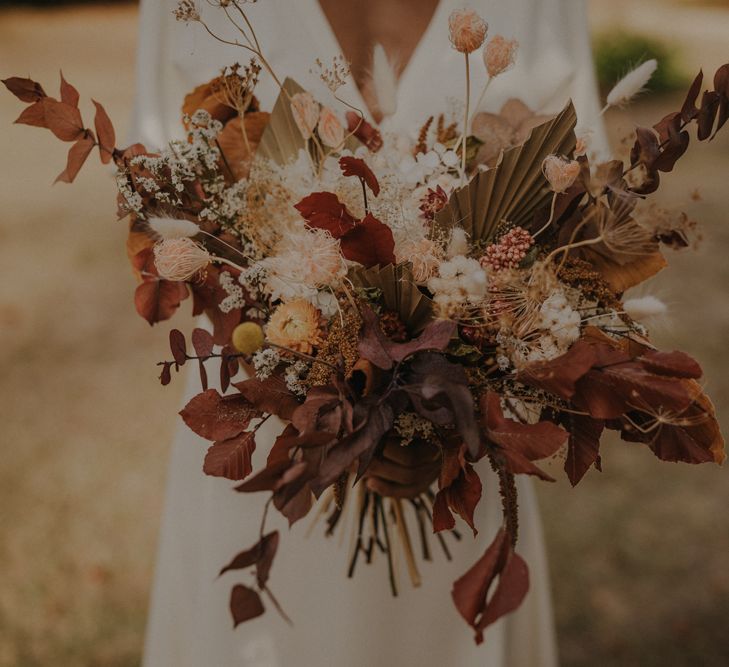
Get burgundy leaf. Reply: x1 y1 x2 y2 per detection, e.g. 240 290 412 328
134 277 189 325
433 443 482 535
2 76 46 103
339 156 380 196
358 306 455 370
451 528 530 644
169 329 187 366
235 376 301 420
198 359 208 391
180 389 258 441
339 214 396 267
681 70 703 122
93 99 116 164
159 362 172 386
639 350 702 379
294 191 357 238
203 431 257 481
54 134 95 184
230 585 265 627
59 71 79 108
697 90 720 141
192 327 215 358
564 414 605 486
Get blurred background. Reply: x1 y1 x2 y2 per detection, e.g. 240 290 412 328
1 1 728 665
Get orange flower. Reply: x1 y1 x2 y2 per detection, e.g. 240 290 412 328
448 8 488 54
542 155 581 193
317 106 345 148
290 92 320 140
484 35 518 78
266 299 323 354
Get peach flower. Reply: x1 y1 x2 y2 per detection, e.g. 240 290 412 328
290 92 320 140
266 299 323 354
484 35 518 78
153 238 210 281
317 106 345 148
396 237 443 283
542 155 581 193
448 8 488 54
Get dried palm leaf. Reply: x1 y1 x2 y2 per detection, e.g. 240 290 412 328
434 101 578 244
257 78 359 166
350 263 433 334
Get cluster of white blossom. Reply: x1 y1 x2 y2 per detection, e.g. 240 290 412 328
427 255 488 315
219 271 246 313
251 348 280 380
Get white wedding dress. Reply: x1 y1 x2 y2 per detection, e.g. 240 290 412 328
133 2 606 665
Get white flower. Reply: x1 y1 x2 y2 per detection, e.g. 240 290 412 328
538 291 581 346
428 255 488 315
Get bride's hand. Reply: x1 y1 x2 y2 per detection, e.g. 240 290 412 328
364 436 441 499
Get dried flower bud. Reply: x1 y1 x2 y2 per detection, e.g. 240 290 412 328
483 35 518 78
173 0 200 23
448 8 488 54
542 155 581 193
153 238 210 282
317 106 345 148
290 92 320 140
232 322 265 355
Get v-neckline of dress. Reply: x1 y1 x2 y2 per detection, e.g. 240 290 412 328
303 0 451 121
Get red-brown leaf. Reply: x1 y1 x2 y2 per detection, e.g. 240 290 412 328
639 350 702 379
93 99 116 164
294 191 357 238
54 134 95 184
564 414 604 486
339 156 380 196
230 585 265 627
235 376 301 420
2 76 46 103
59 71 79 108
451 528 530 644
14 101 46 128
339 214 396 267
203 431 256 480
42 99 85 142
433 444 482 535
180 389 258 441
482 393 568 463
681 70 703 122
169 329 187 365
191 327 215 358
134 277 189 325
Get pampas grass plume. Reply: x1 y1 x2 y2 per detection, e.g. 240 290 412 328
623 295 668 322
605 59 658 110
371 43 398 119
148 217 200 240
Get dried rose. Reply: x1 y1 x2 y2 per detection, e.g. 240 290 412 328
290 91 319 140
317 106 345 148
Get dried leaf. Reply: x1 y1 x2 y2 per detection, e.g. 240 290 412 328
433 443 482 535
358 306 455 370
54 134 95 184
134 275 189 325
192 328 215 358
42 99 85 142
180 389 258 442
203 431 256 480
217 112 270 180
451 528 530 644
339 156 380 196
564 414 604 486
235 376 301 420
169 329 187 366
339 214 396 268
230 585 265 627
92 100 116 164
346 111 383 152
59 71 79 108
295 191 357 238
2 76 46 103
14 101 46 127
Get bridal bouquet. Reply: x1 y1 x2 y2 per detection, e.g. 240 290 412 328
5 1 728 643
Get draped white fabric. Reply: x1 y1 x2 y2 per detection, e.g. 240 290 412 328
133 2 606 665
